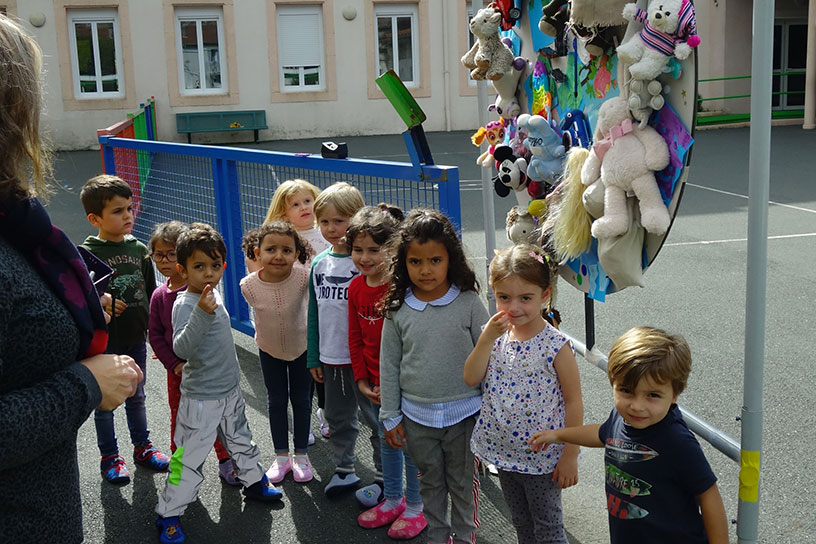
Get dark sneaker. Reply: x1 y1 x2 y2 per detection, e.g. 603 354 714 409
100 454 130 485
324 471 360 497
156 516 185 543
134 443 170 471
242 474 283 502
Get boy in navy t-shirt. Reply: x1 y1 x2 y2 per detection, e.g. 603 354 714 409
529 326 729 544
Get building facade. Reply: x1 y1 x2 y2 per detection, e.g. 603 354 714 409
4 0 813 150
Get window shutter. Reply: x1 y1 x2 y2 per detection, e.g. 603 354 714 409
278 8 322 67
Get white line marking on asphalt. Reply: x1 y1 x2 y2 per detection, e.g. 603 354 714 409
686 183 816 214
664 232 816 247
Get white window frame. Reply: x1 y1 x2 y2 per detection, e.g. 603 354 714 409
374 3 419 87
67 9 124 99
174 6 228 96
276 4 326 92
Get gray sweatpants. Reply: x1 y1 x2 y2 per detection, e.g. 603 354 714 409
403 415 480 544
323 364 381 474
156 387 265 518
497 469 566 544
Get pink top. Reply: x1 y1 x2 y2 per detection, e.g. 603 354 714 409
240 267 309 361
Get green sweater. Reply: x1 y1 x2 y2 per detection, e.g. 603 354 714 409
81 234 155 348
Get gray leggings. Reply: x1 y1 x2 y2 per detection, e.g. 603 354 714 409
497 469 567 544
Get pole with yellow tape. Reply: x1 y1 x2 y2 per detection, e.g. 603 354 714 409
737 1 772 542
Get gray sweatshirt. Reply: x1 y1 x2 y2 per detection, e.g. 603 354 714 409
379 290 488 421
172 290 240 400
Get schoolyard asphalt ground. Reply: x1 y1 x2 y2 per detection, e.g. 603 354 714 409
44 124 815 544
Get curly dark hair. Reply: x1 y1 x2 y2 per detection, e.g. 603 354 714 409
345 203 404 252
253 221 311 265
176 222 226 267
241 227 261 261
381 208 478 316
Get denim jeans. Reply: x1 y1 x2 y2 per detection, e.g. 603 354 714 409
94 342 149 456
359 396 422 505
259 350 311 453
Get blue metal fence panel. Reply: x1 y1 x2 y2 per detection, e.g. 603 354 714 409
98 136 461 334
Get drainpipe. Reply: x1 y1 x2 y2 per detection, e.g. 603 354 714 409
441 1 452 131
804 0 816 129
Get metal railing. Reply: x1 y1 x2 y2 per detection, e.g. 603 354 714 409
697 72 805 126
97 134 460 337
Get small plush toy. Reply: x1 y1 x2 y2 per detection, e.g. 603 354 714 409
627 78 665 125
489 55 528 118
505 205 540 244
561 109 593 148
539 0 629 57
461 5 515 81
617 0 700 81
580 96 670 238
472 119 506 168
517 113 566 184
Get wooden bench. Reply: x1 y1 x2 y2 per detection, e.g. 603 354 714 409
176 110 267 144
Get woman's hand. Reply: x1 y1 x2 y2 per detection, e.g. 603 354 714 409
81 354 143 410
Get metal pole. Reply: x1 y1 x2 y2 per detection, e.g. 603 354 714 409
473 0 497 314
737 2 772 542
584 294 595 350
803 0 816 129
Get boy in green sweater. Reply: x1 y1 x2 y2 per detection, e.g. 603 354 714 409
81 174 169 484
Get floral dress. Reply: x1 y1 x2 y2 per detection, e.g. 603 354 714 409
471 322 570 474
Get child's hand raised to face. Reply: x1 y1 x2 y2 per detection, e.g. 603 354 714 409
482 310 511 342
197 284 218 314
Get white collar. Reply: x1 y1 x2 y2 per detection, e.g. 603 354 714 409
404 284 460 311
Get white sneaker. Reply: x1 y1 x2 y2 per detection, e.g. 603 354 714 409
307 431 316 446
317 408 330 438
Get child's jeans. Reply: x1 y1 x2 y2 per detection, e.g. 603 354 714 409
358 395 422 505
258 349 311 453
94 342 149 456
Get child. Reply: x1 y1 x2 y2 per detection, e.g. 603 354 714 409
306 181 373 496
156 223 282 543
529 327 729 544
262 179 331 439
80 174 170 484
347 205 428 539
240 221 314 483
263 178 330 260
464 244 583 544
379 208 489 544
147 221 239 486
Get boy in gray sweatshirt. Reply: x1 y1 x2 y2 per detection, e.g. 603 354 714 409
155 223 281 544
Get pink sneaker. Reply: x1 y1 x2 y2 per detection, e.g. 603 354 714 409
291 455 313 483
358 498 405 529
387 511 428 540
265 456 291 484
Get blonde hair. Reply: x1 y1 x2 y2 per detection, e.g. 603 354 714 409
553 147 592 260
0 14 53 201
263 179 320 224
313 181 365 219
607 326 692 397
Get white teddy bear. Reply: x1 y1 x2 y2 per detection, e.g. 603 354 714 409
461 6 514 81
616 0 700 81
580 96 670 238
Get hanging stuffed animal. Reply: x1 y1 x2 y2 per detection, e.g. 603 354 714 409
517 113 566 184
539 0 629 57
461 5 515 80
627 78 665 126
472 119 507 168
489 54 528 118
552 147 594 260
580 96 670 238
616 0 701 81
560 109 593 148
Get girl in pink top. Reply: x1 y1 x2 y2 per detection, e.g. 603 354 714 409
240 221 314 483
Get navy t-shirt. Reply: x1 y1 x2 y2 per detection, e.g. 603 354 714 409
598 404 717 543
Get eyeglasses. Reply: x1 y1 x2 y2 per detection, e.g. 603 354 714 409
151 251 177 263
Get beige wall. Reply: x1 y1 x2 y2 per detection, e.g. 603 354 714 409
21 0 482 149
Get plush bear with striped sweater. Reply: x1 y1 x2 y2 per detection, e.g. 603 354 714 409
616 0 700 81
